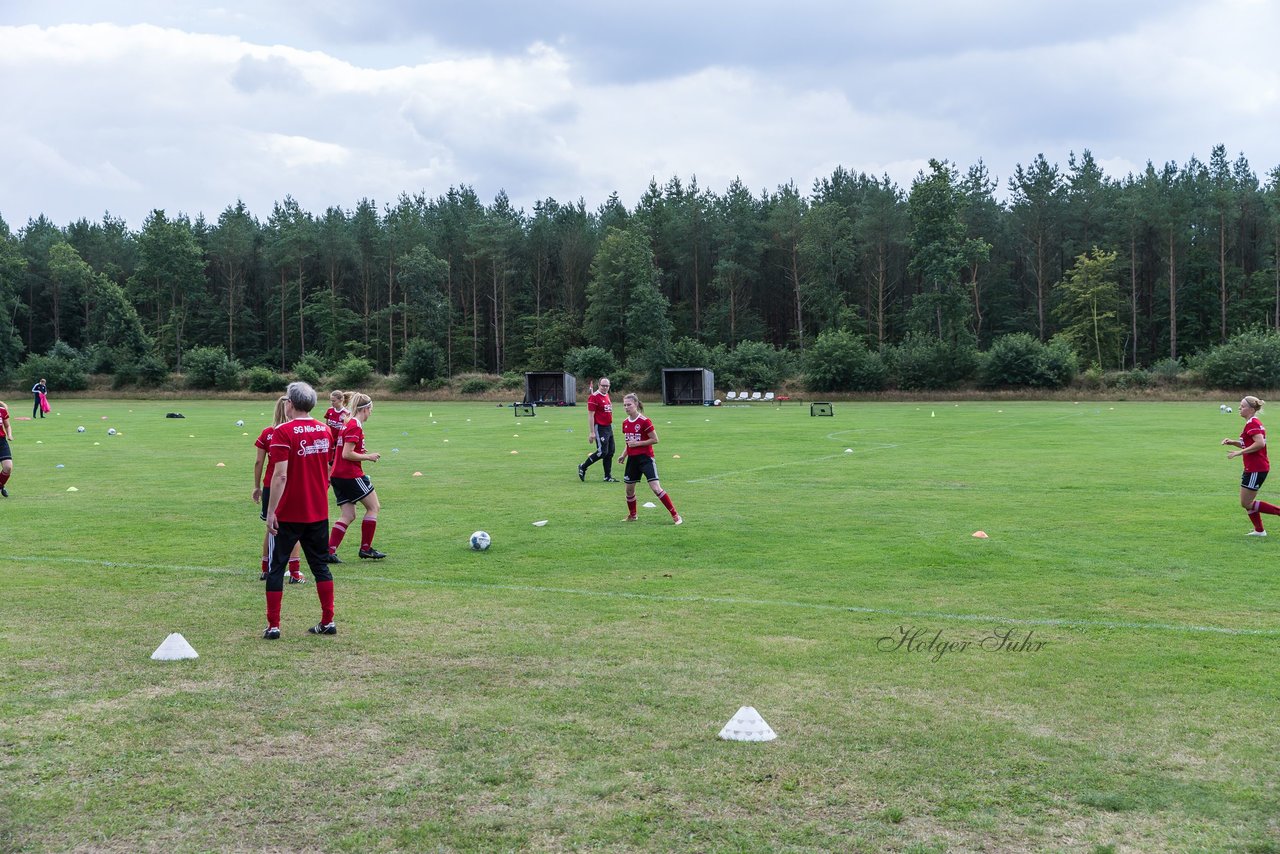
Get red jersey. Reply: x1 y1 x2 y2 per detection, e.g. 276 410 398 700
330 419 367 479
1241 417 1270 473
254 426 276 487
268 417 332 523
324 406 347 437
621 415 655 458
588 392 612 426
0 404 8 438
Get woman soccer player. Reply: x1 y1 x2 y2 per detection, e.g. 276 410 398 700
323 390 348 468
327 392 385 560
253 395 305 582
1223 395 1280 536
0 400 13 496
616 392 681 524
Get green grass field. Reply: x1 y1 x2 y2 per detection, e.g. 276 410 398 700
2 398 1278 852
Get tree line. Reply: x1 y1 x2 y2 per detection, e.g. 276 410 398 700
2 145 1279 390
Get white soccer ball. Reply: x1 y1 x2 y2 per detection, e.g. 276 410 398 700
77 426 85 433
107 428 117 436
235 419 244 427
469 530 491 551
1227 407 1233 413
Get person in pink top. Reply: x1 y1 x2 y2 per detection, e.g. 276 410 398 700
262 382 337 638
327 392 384 561
616 392 681 525
252 395 304 583
1223 394 1279 536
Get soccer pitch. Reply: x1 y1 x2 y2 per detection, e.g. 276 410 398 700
2 398 1277 852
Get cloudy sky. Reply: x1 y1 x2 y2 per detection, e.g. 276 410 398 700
2 1 1278 229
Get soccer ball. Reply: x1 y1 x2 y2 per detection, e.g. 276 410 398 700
77 426 85 433
470 531 491 551
235 419 244 427
107 428 117 436
1227 407 1233 413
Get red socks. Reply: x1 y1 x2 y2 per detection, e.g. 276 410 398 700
329 521 348 553
626 497 637 518
657 491 677 517
1249 511 1264 532
265 590 283 628
1255 501 1280 515
0 470 9 487
316 580 335 624
361 519 377 550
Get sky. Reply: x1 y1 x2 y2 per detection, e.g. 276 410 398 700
2 0 1278 230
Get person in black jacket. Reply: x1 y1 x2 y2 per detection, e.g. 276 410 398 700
31 378 47 419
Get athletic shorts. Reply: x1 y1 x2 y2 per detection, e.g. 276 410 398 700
331 474 375 506
0 436 10 462
259 486 271 521
623 455 658 484
1242 470 1268 491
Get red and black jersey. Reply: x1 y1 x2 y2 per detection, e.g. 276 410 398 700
588 392 612 426
0 404 8 438
268 417 331 523
254 426 276 487
621 415 656 458
1241 417 1270 473
331 419 367 479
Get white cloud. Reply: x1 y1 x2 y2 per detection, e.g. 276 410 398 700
1 4 1278 229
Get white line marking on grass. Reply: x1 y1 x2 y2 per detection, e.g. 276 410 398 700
20 555 1280 638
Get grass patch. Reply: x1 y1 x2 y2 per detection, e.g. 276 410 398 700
1 399 1278 851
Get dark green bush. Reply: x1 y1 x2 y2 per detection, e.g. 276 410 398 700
564 346 618 382
111 355 169 389
667 337 713 372
1194 329 1280 390
183 346 243 390
291 357 324 387
245 365 288 393
803 329 888 392
332 356 373 388
978 333 1077 389
19 352 89 391
459 377 494 394
715 340 791 390
395 339 445 387
888 334 977 390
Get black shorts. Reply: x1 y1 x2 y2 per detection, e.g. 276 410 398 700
623 455 659 484
267 520 331 590
0 436 10 462
331 475 375 506
259 486 271 521
1242 470 1268 491
594 423 615 457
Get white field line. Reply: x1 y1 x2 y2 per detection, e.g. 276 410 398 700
16 554 1279 638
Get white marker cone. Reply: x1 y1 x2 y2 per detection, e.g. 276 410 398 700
972 530 989 539
532 520 548 527
643 502 657 508
718 706 777 742
151 633 199 660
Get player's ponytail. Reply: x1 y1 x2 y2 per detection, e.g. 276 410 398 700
349 392 372 412
272 395 289 426
1245 395 1265 411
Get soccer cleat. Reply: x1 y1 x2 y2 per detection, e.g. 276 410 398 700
673 514 683 525
622 514 637 522
262 627 281 640
603 476 620 483
327 552 343 564
308 622 337 635
288 575 307 584
1246 530 1267 536
258 570 268 581
0 486 7 498
358 547 387 560
577 464 586 482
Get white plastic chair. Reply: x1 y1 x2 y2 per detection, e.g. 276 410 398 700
725 391 737 400
764 392 775 401
739 391 750 401
750 391 763 401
